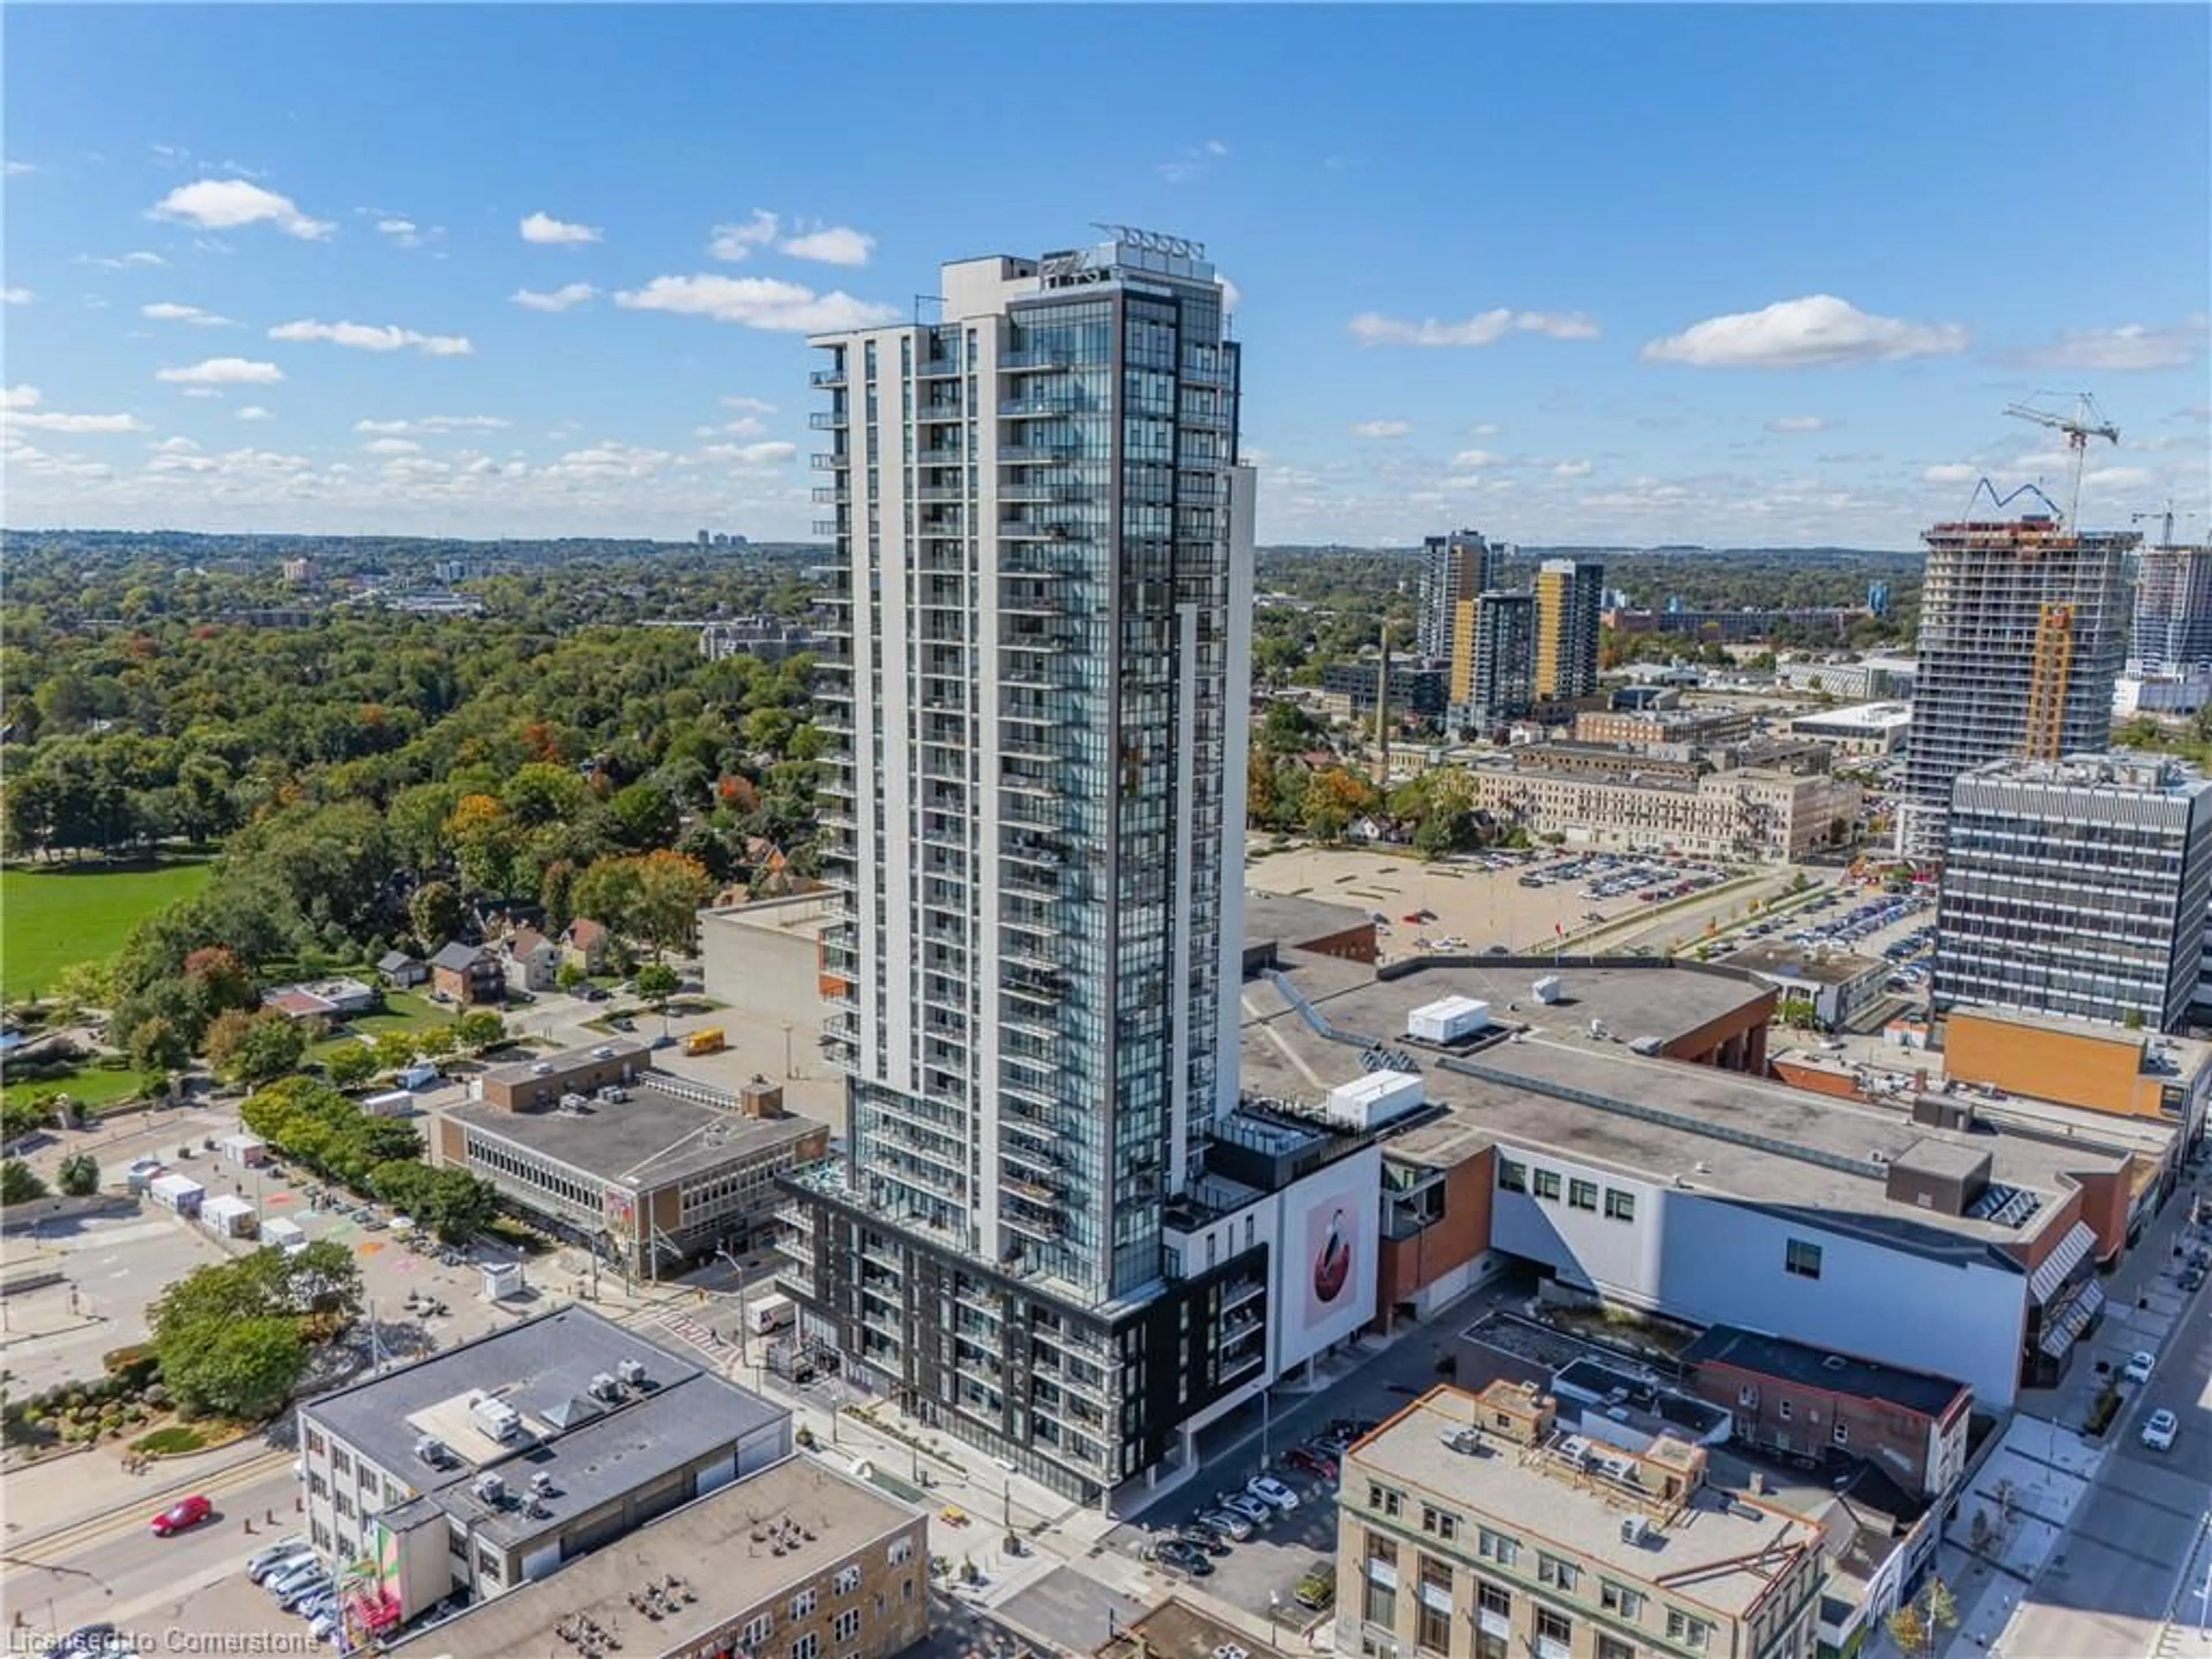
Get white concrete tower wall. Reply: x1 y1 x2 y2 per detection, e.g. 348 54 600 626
1214 464 1258 1132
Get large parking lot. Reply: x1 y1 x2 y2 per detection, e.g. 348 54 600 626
1247 842 1747 959
1738 882 1937 987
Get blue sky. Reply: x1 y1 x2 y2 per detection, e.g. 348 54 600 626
4 4 2207 549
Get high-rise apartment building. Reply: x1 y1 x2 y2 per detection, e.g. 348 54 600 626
1418 530 1498 660
782 231 1256 1498
1447 592 1535 731
1897 515 2135 859
1933 753 2212 1033
1533 557 1604 700
2131 543 2212 675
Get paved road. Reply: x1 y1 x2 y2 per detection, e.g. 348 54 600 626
0 1455 300 1643
2003 1221 2212 1659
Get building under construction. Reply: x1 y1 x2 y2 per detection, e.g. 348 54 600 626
1898 514 2136 859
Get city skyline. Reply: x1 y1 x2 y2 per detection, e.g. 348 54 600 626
5 5 2207 547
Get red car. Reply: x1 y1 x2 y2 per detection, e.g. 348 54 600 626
151 1494 213 1536
1284 1445 1338 1480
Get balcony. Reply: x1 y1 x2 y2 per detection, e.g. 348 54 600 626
811 482 850 505
916 355 961 380
1000 398 1088 419
810 366 848 389
810 408 849 431
811 519 847 537
912 485 967 503
916 404 964 424
1221 1276 1266 1315
810 451 851 471
999 441 1082 463
1001 347 1078 372
1000 1207 1062 1243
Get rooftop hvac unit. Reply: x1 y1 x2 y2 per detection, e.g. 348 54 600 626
615 1358 647 1387
414 1435 450 1467
529 1470 556 1494
1533 975 1563 1005
469 1395 521 1442
590 1372 624 1403
593 1045 615 1059
1620 1515 1653 1547
473 1472 507 1505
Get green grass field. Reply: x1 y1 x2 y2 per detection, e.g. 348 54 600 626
309 990 452 1054
2 1064 145 1112
0 859 213 997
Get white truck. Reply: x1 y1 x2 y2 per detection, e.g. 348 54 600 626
744 1291 796 1336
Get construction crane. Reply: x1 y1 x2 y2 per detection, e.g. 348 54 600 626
2003 393 2119 529
2131 501 2200 547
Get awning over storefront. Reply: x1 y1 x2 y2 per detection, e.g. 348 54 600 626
2028 1221 2097 1305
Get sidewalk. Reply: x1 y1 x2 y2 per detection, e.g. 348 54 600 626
2 1431 285 1547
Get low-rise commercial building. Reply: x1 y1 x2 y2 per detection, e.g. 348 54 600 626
1718 940 1890 1030
384 1453 927 1659
1336 1380 1828 1659
1464 751 1860 861
298 1306 792 1636
1940 1006 2212 1147
1778 655 1918 701
438 1054 827 1275
1679 1325 1971 1502
1322 658 1451 724
1573 703 1755 751
699 892 844 1037
1241 952 2141 1407
1787 702 1914 757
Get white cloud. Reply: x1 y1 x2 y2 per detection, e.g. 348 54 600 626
353 414 511 435
1641 294 1968 368
1158 140 1229 184
180 387 222 399
2002 317 2207 372
236 405 273 421
142 301 235 327
2 287 30 305
1218 275 1241 313
150 435 200 453
2084 465 2154 488
512 282 597 313
76 251 169 271
150 177 332 240
612 274 899 332
1451 448 1508 468
1764 415 1832 433
544 441 673 480
1349 308 1600 347
1552 459 1593 478
520 210 601 245
364 438 423 454
698 441 798 465
780 225 876 267
157 357 284 384
721 395 777 414
3 160 35 177
1922 463 1980 484
3 388 148 433
1350 419 1411 440
1467 422 1502 437
373 217 442 249
709 210 779 262
695 417 768 438
268 319 474 356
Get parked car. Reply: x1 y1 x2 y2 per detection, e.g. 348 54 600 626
150 1494 213 1536
1172 1526 1231 1557
2122 1350 2156 1384
279 1575 332 1615
2141 1408 2179 1452
1217 1491 1272 1525
267 1560 328 1602
248 1546 316 1586
1193 1508 1253 1542
1283 1445 1336 1479
1247 1474 1300 1512
1154 1538 1215 1577
1295 1563 1338 1611
245 1537 308 1580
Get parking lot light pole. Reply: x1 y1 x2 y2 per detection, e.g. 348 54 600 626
1268 1594 1281 1652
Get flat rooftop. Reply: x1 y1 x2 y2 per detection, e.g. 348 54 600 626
1680 1325 1967 1423
1243 889 1376 951
1240 967 2126 1257
302 1306 783 1492
1774 1050 2185 1159
1720 941 1888 987
702 892 842 941
450 1073 820 1190
479 1036 650 1090
385 1455 917 1659
1352 1387 1821 1619
1790 702 1914 732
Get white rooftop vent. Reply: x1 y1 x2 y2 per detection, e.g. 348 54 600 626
615 1358 647 1388
1533 975 1564 1005
1620 1515 1653 1546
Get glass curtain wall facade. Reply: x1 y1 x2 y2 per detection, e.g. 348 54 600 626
790 236 1253 1498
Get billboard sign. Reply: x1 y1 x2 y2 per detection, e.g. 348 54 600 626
1276 1144 1381 1372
